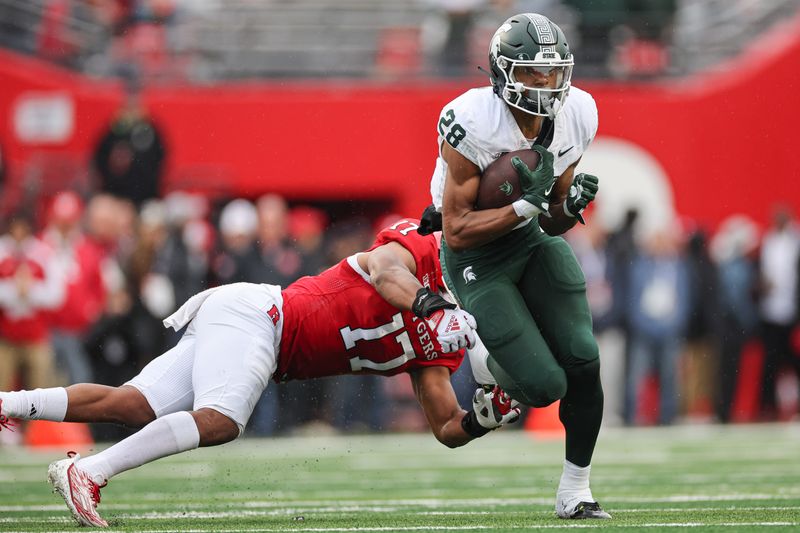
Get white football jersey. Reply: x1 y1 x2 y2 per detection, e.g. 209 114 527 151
429 85 598 210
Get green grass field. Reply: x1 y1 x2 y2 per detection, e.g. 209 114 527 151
1 424 799 532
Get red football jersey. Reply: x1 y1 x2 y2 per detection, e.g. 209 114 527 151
276 219 463 382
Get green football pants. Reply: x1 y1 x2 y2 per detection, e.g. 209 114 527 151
442 223 603 466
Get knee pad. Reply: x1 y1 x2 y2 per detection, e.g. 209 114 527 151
562 332 600 377
566 353 601 386
524 367 568 407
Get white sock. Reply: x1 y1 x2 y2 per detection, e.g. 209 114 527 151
0 388 68 421
557 460 593 500
77 411 200 486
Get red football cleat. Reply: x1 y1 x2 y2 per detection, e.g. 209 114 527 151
0 399 18 432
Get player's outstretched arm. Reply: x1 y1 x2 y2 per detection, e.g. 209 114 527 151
410 367 520 448
410 366 472 448
362 243 476 352
361 241 422 311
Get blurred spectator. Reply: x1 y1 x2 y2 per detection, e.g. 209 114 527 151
81 194 135 300
569 222 625 426
250 195 312 436
289 205 329 276
211 196 302 435
681 228 718 419
0 212 65 400
126 200 172 367
157 191 212 315
41 192 108 385
247 194 305 286
84 280 139 443
757 206 800 420
624 228 691 425
710 215 760 423
93 89 166 208
324 217 374 266
211 198 259 285
81 195 139 442
605 208 639 398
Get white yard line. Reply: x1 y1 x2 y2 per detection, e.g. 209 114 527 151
4 506 800 523
4 523 799 533
3 494 800 514
4 503 800 525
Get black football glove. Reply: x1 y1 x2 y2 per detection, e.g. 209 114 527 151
411 287 455 318
417 204 443 235
563 173 599 224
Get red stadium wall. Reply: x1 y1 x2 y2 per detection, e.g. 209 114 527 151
0 12 798 228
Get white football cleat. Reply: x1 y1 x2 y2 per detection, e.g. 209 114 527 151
556 491 611 519
47 452 108 527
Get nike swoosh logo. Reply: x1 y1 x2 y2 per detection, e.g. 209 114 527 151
558 146 574 157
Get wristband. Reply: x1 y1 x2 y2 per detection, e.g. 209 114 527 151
461 410 491 438
512 199 545 219
411 287 455 318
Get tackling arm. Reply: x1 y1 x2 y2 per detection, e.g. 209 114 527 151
411 366 521 448
361 241 477 352
441 143 529 252
360 242 421 311
410 366 472 448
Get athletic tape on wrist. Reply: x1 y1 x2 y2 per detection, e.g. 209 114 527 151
512 199 543 219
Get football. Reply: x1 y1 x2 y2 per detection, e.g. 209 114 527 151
475 149 540 210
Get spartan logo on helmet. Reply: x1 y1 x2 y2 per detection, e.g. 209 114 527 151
487 13 574 119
